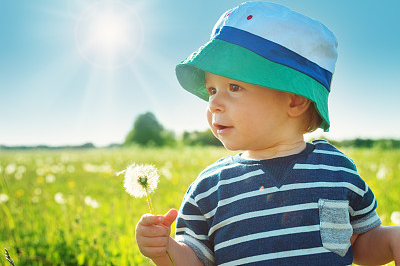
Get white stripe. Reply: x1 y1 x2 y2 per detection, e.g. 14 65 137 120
284 182 365 197
220 7 337 73
319 200 349 209
182 193 199 209
323 243 351 250
208 203 318 236
214 225 320 251
204 187 276 219
195 169 264 202
195 162 241 184
293 164 359 176
199 158 231 175
175 234 214 263
175 227 209 240
219 247 330 266
202 181 365 219
320 222 352 230
349 197 376 216
178 213 206 221
313 149 348 158
352 213 381 230
185 196 197 207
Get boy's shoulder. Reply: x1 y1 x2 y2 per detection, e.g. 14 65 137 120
187 154 250 196
310 139 357 170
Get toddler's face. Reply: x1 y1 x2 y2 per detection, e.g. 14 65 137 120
205 72 291 151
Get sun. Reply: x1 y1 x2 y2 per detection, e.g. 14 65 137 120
75 1 144 69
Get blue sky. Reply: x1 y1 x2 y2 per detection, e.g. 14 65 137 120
0 0 399 146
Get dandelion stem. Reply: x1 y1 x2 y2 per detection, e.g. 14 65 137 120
145 190 154 214
166 250 176 266
145 190 176 266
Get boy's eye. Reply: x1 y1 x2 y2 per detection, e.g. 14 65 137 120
229 84 241 92
207 87 217 95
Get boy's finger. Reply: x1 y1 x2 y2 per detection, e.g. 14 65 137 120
139 224 170 237
162 208 178 227
139 213 163 226
138 236 169 247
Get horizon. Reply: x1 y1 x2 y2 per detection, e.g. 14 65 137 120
1 0 399 146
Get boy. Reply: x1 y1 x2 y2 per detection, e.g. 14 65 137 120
135 2 399 265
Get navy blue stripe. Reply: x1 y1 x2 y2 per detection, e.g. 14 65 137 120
214 26 332 92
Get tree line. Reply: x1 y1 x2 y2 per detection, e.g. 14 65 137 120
124 112 400 149
1 112 399 149
124 112 222 147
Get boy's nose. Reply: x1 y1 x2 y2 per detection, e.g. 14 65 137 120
208 94 225 113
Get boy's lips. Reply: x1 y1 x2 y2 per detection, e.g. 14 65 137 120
213 123 233 134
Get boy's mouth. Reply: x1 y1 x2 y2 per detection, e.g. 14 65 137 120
213 123 233 134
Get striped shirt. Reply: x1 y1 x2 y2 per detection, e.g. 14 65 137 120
175 140 381 265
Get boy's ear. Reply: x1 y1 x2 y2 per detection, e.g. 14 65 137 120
287 94 311 117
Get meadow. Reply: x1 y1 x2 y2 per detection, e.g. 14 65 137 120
0 146 399 265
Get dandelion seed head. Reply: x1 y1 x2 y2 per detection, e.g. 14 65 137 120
84 196 100 208
0 193 9 203
34 188 42 195
31 196 40 203
45 174 56 183
36 167 45 176
54 192 66 204
5 164 17 175
122 164 159 198
67 165 75 173
391 211 400 225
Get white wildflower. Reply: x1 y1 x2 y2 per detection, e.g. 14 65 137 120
14 172 23 180
36 167 45 176
5 164 17 175
46 174 56 183
121 164 159 198
31 196 40 203
160 162 173 180
54 192 66 204
376 165 389 180
51 164 64 173
0 165 2 173
83 163 97 173
67 165 75 173
391 211 400 225
0 193 9 203
17 165 26 174
34 188 42 195
84 196 100 208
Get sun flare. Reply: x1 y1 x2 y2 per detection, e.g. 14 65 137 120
75 1 144 69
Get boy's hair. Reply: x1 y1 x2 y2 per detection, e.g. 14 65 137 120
304 104 323 134
175 1 338 132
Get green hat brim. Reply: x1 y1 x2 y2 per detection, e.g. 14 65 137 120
176 38 330 131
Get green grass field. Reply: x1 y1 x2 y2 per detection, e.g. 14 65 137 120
0 146 399 265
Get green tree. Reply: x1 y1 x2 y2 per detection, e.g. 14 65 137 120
182 129 222 146
125 112 169 146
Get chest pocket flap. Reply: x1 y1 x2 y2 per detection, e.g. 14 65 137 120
318 199 353 257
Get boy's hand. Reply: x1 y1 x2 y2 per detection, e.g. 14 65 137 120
135 209 178 259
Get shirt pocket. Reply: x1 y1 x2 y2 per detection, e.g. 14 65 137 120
318 199 353 257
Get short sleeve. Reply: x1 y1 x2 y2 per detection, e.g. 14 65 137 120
175 185 215 266
349 181 382 234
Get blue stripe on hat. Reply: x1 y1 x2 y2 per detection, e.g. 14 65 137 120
215 26 332 92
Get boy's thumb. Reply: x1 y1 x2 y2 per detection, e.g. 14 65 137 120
162 208 178 227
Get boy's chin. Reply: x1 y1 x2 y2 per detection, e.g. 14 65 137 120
220 141 243 151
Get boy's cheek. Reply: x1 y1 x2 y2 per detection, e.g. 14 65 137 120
206 109 215 131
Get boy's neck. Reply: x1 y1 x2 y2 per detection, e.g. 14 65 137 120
241 140 307 160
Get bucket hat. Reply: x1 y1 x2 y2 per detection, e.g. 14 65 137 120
175 1 338 131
